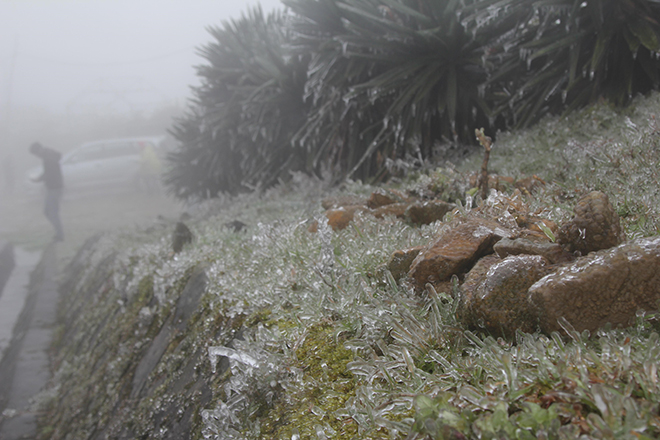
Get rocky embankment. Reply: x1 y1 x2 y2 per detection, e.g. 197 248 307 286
37 236 229 439
36 174 660 439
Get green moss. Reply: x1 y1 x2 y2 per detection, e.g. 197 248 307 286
37 425 54 439
244 308 273 328
259 323 359 439
136 275 154 304
297 324 354 382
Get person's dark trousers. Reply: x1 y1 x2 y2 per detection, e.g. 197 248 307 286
44 188 64 241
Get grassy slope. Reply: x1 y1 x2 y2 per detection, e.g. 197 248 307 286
42 92 660 439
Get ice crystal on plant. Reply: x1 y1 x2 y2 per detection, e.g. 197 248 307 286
208 346 259 372
316 216 335 275
203 324 292 439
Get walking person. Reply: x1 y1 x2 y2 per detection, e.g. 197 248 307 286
29 142 64 241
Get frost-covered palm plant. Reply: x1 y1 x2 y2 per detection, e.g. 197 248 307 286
468 0 660 128
284 0 499 183
166 6 309 199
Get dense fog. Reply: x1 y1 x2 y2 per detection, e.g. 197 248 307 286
0 0 282 248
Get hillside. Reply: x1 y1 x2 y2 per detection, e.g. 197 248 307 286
35 92 660 439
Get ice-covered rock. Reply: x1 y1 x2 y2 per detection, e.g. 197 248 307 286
387 246 424 280
459 254 551 338
494 237 573 264
408 218 514 292
321 194 365 210
325 206 365 231
557 191 623 255
529 237 660 334
172 221 194 254
404 200 456 225
372 202 409 220
366 188 411 209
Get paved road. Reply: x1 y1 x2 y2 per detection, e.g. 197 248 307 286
0 247 41 359
0 244 57 440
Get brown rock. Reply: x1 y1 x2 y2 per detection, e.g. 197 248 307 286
224 220 247 232
408 218 514 292
372 203 409 220
387 246 424 280
557 191 622 255
321 195 366 210
529 237 660 334
494 237 573 264
405 201 456 225
515 175 546 194
366 189 410 209
172 221 193 254
459 254 550 338
325 206 365 231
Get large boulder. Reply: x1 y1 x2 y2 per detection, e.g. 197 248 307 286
529 237 660 334
408 218 514 292
557 191 623 255
459 254 551 338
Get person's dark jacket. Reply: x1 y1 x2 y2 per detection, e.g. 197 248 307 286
35 147 63 189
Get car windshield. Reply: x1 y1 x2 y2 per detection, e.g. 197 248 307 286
64 141 146 163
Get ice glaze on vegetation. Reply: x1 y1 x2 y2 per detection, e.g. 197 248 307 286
37 93 660 439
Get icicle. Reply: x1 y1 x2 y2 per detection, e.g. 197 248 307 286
341 41 349 56
478 83 486 98
316 216 334 274
466 194 473 210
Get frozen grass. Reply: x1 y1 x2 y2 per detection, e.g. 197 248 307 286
43 92 660 439
459 91 660 238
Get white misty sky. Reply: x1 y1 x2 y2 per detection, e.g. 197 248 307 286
0 0 285 115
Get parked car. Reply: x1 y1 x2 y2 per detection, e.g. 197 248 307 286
26 135 171 197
